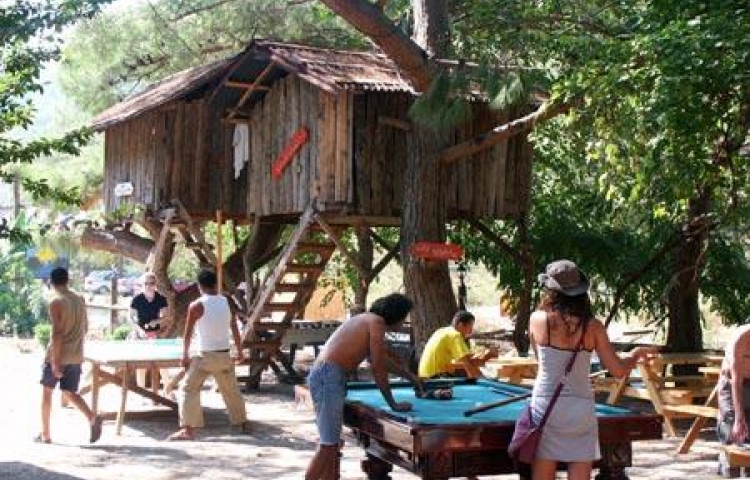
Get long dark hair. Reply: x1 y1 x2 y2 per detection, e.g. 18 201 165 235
538 289 594 333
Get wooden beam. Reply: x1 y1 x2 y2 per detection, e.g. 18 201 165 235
371 240 400 277
225 81 270 91
228 62 275 122
440 101 569 165
378 115 411 131
313 214 369 281
466 218 523 264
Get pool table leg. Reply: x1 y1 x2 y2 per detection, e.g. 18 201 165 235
362 454 393 480
595 466 628 480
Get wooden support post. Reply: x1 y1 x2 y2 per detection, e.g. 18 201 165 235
313 215 368 281
216 210 223 292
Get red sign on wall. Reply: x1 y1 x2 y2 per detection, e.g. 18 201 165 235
271 127 310 180
410 242 464 261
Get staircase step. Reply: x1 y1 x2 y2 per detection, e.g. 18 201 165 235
265 302 300 312
285 264 324 274
275 283 313 293
295 242 336 254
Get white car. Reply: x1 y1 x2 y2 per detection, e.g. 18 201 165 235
83 270 117 294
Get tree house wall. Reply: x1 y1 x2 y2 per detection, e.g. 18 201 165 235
102 75 532 222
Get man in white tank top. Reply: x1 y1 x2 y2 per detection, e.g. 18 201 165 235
167 270 249 441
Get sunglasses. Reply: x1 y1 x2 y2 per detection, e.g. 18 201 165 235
144 281 156 286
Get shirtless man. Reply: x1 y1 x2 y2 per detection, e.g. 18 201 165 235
718 325 750 445
304 293 422 480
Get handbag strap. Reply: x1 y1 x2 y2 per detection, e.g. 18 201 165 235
536 318 588 429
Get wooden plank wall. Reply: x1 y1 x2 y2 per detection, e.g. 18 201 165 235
102 100 246 218
350 93 532 220
246 75 349 217
102 77 532 223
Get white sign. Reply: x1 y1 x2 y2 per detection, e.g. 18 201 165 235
114 182 134 197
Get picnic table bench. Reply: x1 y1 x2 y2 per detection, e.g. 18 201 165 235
596 352 723 452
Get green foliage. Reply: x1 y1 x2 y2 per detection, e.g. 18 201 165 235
33 322 51 348
0 229 48 335
109 323 131 340
446 0 750 329
60 0 366 114
1 0 108 241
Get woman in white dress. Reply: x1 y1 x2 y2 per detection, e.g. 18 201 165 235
529 259 656 480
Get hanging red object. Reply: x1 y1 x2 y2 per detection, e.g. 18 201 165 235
410 242 464 261
271 127 309 180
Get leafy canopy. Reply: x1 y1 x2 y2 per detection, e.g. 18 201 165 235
1 0 108 242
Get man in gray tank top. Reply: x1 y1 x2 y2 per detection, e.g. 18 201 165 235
37 267 102 444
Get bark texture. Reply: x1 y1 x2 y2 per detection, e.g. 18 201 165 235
665 191 710 353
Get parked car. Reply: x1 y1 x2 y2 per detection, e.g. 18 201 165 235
83 270 117 295
116 274 141 296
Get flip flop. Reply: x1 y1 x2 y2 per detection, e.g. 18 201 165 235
165 430 195 442
33 434 51 444
89 415 103 443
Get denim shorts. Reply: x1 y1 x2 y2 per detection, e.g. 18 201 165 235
40 362 82 392
308 361 347 445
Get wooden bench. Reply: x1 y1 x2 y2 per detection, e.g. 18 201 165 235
662 403 719 453
725 445 750 468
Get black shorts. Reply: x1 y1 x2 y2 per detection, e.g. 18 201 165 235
40 362 82 392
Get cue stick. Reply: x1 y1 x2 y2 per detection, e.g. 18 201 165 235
464 392 532 417
472 370 612 416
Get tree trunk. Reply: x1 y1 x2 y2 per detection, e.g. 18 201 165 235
401 126 457 352
412 0 449 56
665 190 711 353
353 225 374 314
401 1 457 353
514 217 534 355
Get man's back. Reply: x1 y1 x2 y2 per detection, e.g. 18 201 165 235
317 313 380 371
47 289 87 364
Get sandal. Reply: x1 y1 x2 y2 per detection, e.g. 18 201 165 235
33 434 51 444
165 429 195 442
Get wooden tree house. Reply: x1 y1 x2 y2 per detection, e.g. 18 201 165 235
89 40 534 389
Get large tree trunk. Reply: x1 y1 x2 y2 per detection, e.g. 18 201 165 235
514 217 534 355
665 190 711 353
353 225 374 313
401 1 457 353
402 126 457 352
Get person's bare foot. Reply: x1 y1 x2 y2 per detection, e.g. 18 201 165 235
165 428 194 441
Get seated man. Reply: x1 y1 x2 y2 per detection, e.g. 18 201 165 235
418 311 496 379
717 324 750 476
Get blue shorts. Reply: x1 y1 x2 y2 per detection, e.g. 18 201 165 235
40 362 82 392
308 361 347 445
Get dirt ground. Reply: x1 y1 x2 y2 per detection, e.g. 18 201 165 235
0 338 729 480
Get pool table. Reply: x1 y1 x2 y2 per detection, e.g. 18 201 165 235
343 379 662 480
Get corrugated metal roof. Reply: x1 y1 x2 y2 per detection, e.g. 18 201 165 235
91 40 415 130
259 41 413 94
90 55 239 130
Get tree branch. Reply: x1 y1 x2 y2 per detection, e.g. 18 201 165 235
440 101 569 164
317 0 435 92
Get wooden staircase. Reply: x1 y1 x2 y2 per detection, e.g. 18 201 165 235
241 204 341 390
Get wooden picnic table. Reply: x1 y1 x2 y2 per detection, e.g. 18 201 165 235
480 357 538 385
599 352 723 447
85 339 187 435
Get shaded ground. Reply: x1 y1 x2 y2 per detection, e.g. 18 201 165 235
0 338 728 479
